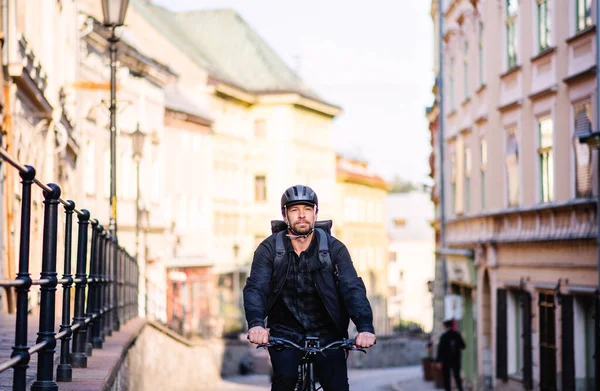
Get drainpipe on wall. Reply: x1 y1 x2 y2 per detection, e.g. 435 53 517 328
594 1 600 390
437 0 448 313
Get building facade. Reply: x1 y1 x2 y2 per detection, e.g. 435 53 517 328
1 0 80 313
387 191 435 333
334 156 390 335
78 0 343 335
429 0 598 390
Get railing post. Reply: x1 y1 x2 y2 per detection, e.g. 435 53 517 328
11 166 35 391
135 258 140 317
31 183 61 391
91 225 105 349
117 248 124 326
86 220 99 354
113 239 120 331
71 209 90 368
126 254 131 321
101 231 110 340
104 233 112 338
56 200 75 382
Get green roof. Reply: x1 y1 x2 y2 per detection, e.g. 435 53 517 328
131 0 319 99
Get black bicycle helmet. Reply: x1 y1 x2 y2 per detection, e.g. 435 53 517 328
280 185 318 212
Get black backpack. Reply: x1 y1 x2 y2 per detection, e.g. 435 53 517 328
270 220 339 281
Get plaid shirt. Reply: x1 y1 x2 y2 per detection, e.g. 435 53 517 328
268 234 338 342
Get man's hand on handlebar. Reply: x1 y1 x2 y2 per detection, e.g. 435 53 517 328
247 326 269 344
355 332 376 348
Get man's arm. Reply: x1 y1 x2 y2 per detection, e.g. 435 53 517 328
243 243 273 329
333 241 375 334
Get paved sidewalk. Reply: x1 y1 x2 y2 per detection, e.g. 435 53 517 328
1 312 145 391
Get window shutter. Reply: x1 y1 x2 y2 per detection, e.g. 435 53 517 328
561 295 575 391
521 291 533 390
595 295 600 391
496 288 508 381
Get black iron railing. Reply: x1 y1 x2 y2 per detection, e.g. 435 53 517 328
0 146 139 390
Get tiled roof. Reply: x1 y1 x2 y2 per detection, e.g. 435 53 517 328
336 156 390 190
131 0 319 99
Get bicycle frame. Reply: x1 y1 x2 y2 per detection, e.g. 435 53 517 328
297 336 320 391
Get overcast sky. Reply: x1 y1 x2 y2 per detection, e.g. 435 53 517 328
153 0 435 184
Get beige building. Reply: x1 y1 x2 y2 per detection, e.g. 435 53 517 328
334 155 390 335
387 191 435 333
1 0 80 312
429 0 598 389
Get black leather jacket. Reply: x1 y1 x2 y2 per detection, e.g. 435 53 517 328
243 231 375 337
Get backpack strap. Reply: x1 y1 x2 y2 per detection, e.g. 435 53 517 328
316 228 339 283
273 230 286 270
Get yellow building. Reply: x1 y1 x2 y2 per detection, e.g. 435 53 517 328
334 155 391 335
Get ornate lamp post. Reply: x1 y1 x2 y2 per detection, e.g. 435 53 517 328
131 123 146 314
131 123 145 259
101 0 130 239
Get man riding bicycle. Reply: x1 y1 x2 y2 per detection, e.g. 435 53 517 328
243 184 376 391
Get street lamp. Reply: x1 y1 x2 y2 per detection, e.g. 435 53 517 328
131 123 146 315
101 0 130 240
131 123 146 259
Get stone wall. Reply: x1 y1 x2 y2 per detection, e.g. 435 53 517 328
110 322 249 391
346 334 428 369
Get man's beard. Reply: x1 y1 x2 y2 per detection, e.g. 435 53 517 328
292 220 312 234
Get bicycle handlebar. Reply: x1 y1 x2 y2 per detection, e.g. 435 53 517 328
257 336 367 354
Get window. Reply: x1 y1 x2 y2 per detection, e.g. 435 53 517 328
506 129 519 207
537 0 551 51
103 149 110 198
464 146 471 213
449 58 455 110
254 119 266 138
480 139 487 210
506 0 518 69
507 290 523 377
84 140 95 194
450 150 457 215
151 157 161 204
576 0 592 32
463 41 469 100
573 103 593 198
478 22 484 86
538 117 554 203
254 175 267 201
389 251 397 262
